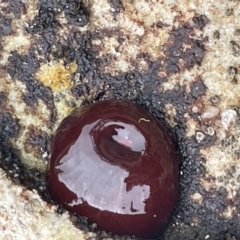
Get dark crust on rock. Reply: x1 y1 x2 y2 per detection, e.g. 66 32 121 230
0 94 49 198
7 50 56 124
0 0 240 239
191 77 208 99
24 125 50 158
1 0 25 19
231 41 240 57
108 0 124 16
27 0 90 34
108 0 124 10
64 0 90 27
192 15 210 30
0 17 13 36
164 24 207 74
0 111 20 139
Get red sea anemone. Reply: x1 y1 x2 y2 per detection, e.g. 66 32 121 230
47 99 179 238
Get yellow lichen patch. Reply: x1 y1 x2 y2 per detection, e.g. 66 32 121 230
35 61 78 91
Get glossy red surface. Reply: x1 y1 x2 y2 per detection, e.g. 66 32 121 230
47 100 179 238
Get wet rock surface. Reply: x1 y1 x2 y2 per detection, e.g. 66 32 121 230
0 0 240 239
